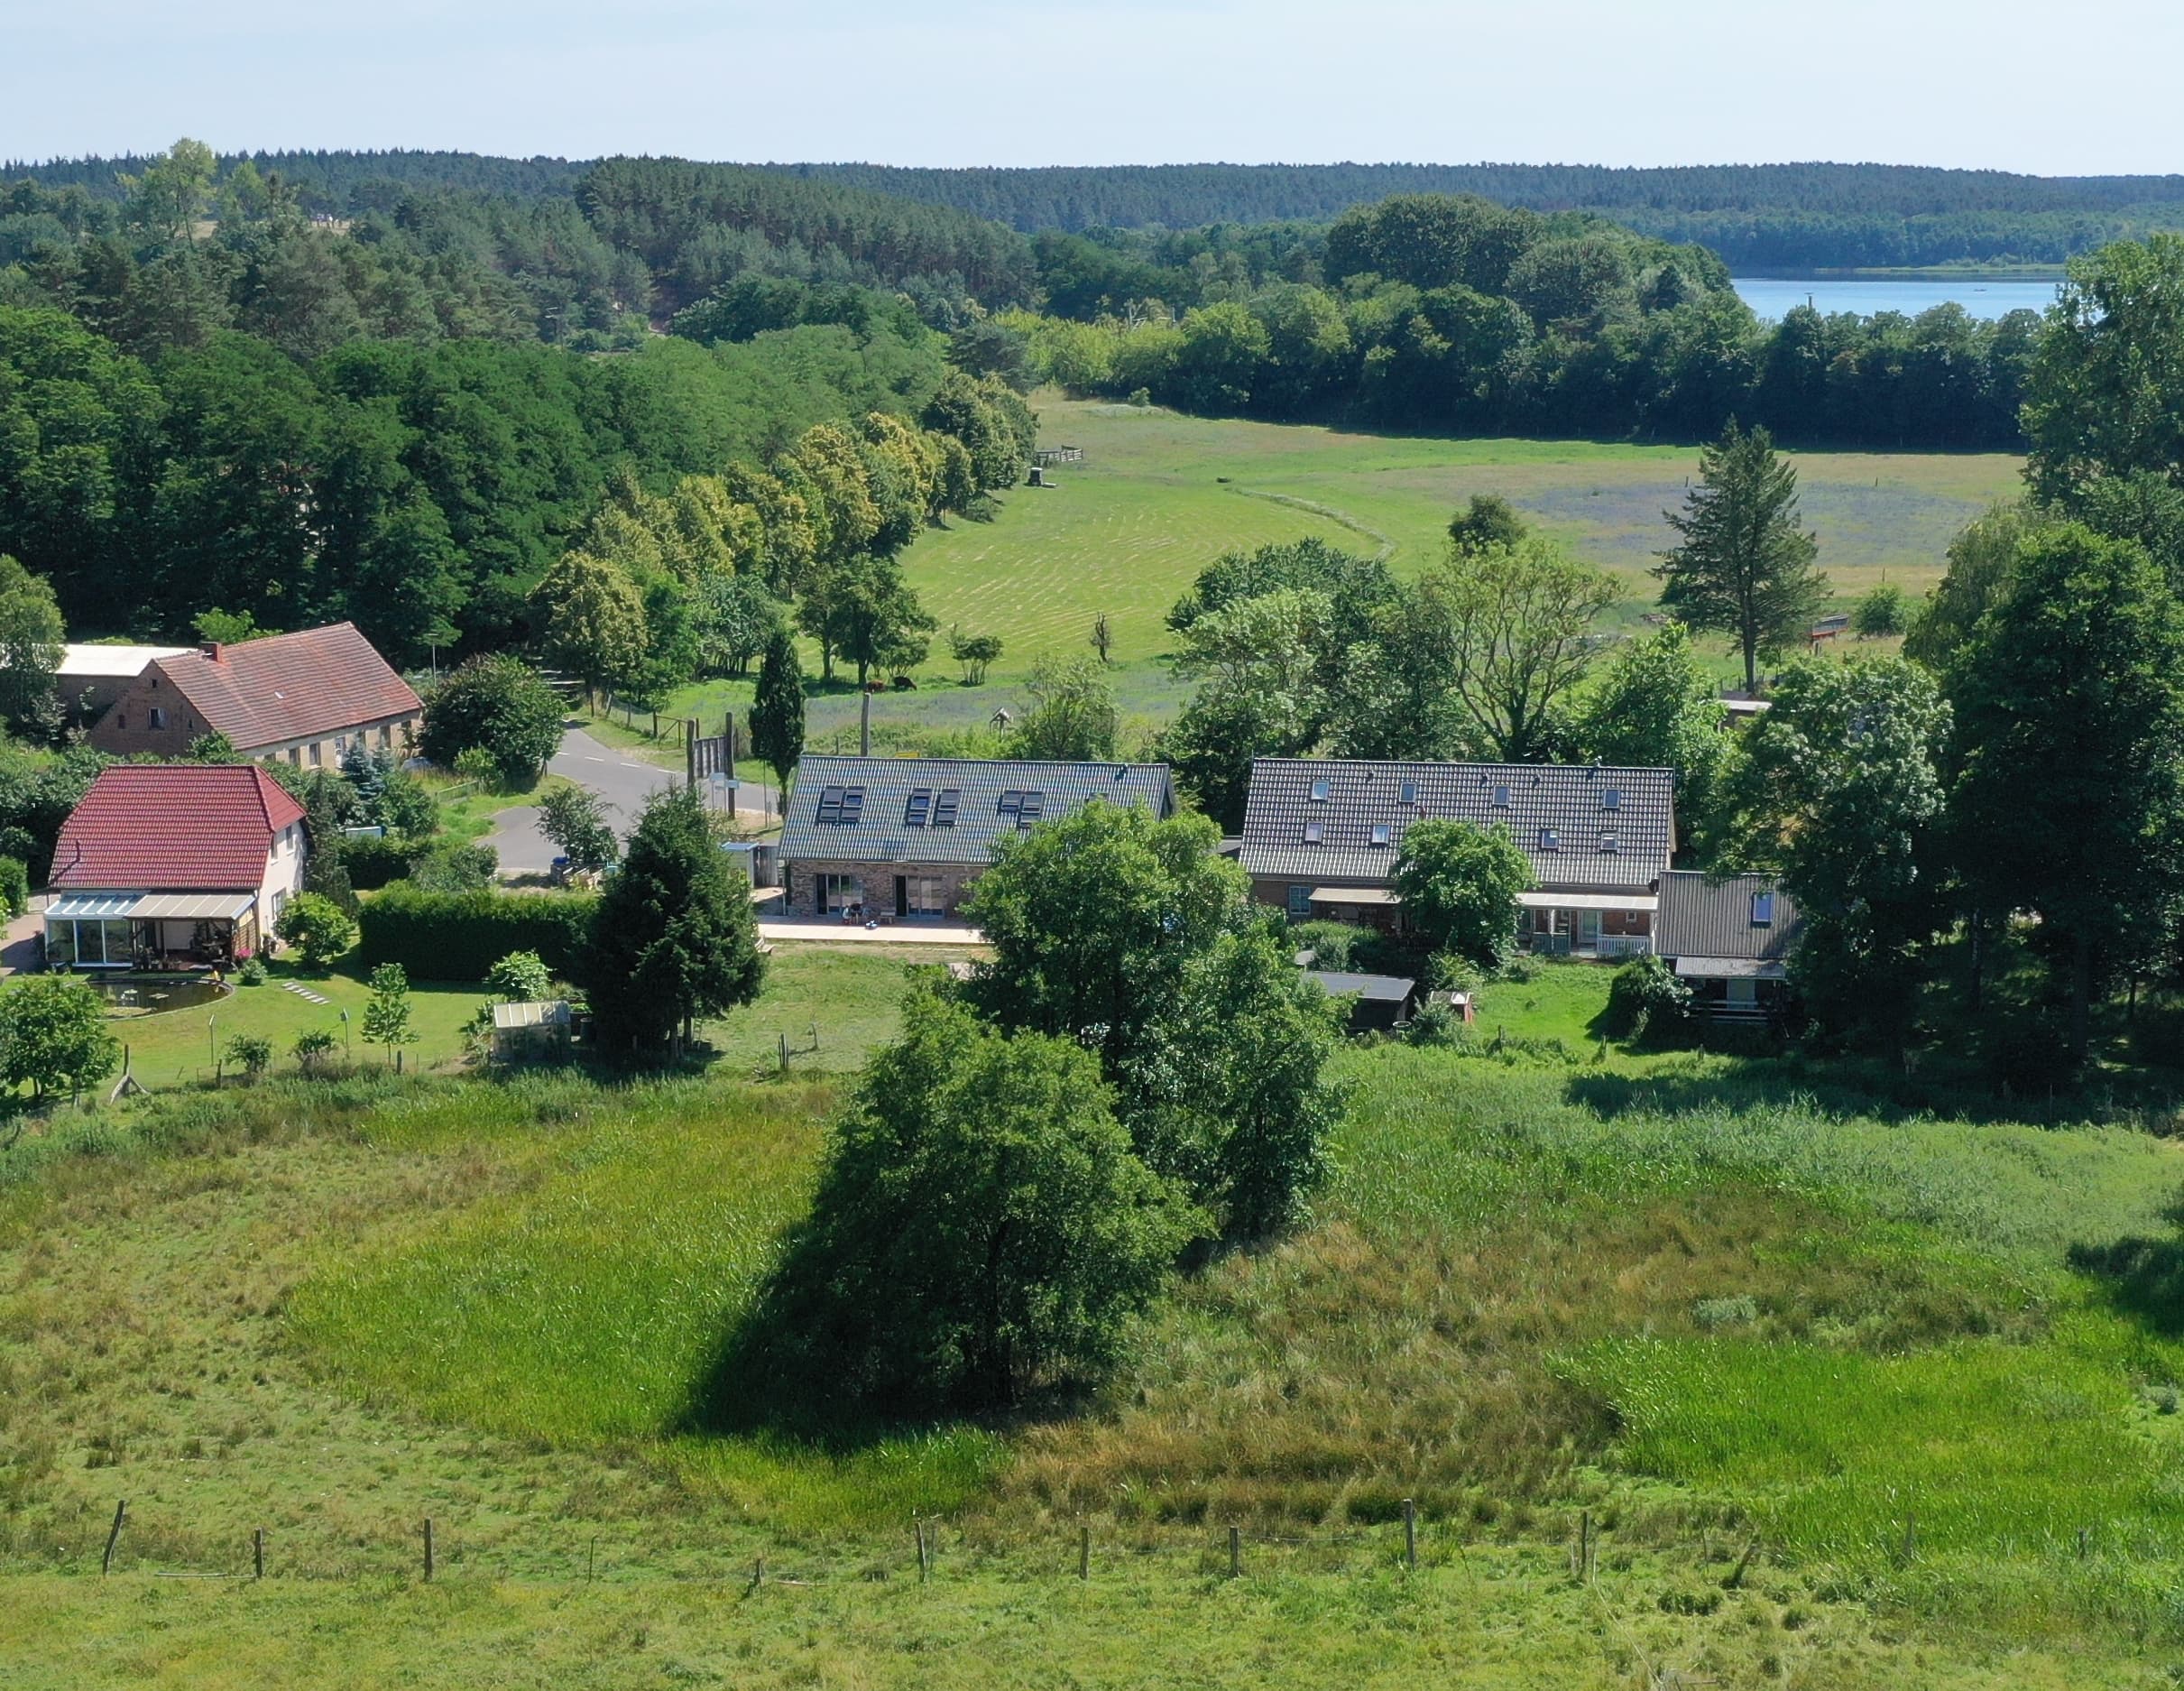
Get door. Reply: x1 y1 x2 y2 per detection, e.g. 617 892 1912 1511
894 875 908 919
1578 910 1602 953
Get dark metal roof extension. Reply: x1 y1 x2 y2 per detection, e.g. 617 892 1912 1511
781 755 1175 867
1307 970 1419 1003
1654 871 1805 965
1237 758 1675 892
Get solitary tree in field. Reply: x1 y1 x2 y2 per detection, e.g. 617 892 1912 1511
1089 614 1113 665
1655 420 1829 694
750 629 806 796
948 626 1002 686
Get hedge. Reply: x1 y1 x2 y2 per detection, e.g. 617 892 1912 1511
356 883 598 982
338 835 419 892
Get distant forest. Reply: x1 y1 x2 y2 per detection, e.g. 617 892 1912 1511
14 151 2184 269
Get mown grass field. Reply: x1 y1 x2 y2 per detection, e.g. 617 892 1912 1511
627 398 2023 762
5 953 2183 1687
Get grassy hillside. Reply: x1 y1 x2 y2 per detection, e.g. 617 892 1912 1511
5 959 2181 1686
618 398 2023 762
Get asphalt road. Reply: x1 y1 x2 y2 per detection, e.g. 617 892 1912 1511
485 726 778 875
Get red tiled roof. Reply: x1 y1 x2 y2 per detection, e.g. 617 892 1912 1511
51 765 307 891
153 623 421 751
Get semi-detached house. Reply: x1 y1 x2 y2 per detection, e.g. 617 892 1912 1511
1237 757 1677 959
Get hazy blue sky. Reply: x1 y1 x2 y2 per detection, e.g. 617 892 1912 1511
7 0 2180 175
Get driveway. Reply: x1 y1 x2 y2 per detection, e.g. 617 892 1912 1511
485 726 779 876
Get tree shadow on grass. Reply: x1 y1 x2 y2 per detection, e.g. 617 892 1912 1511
2067 1223 2184 1340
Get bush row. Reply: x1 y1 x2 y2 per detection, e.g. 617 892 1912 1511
356 884 597 982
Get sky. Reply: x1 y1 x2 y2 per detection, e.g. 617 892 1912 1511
5 0 2182 176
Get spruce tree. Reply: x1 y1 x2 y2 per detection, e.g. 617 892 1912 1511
585 788 766 1058
1654 420 1829 694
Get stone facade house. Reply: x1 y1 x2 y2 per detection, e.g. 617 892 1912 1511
779 755 1177 921
1237 758 1676 959
88 623 422 769
44 764 309 971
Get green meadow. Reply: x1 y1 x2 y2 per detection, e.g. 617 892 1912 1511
5 959 2184 1687
613 398 2024 762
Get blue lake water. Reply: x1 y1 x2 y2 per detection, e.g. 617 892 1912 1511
1732 276 2060 322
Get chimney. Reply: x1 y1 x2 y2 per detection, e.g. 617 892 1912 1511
200 642 224 662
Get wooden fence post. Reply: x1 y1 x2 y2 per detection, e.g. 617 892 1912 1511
101 1500 126 1575
1228 1524 1240 1580
916 1517 930 1584
253 1526 264 1580
1078 1524 1090 1580
1403 1497 1417 1569
424 1515 435 1581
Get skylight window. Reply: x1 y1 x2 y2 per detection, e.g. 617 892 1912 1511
1309 778 1332 802
932 789 961 827
1370 823 1391 846
1304 821 1325 845
838 787 864 825
997 790 1023 819
1751 892 1775 928
1538 827 1560 852
1599 832 1619 854
905 789 932 827
814 785 846 824
1601 789 1622 811
1493 784 1511 809
1017 790 1045 827
1398 780 1417 804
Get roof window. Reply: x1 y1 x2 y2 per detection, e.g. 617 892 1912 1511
1398 779 1417 804
1602 789 1622 811
905 788 932 827
815 785 865 826
1751 892 1774 928
1017 790 1045 827
932 789 961 827
1369 823 1391 846
1538 827 1560 852
1599 832 1618 854
1304 821 1325 845
1309 778 1332 802
1493 784 1510 809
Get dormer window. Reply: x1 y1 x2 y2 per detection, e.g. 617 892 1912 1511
1601 789 1622 811
1538 827 1560 852
1309 778 1332 802
1492 784 1510 809
1751 892 1774 928
1369 823 1391 846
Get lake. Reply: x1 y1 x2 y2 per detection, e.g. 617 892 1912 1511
1732 276 2060 322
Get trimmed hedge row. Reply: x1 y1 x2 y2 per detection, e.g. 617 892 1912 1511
339 836 418 892
356 883 598 982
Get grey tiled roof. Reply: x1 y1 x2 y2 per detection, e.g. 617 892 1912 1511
1237 758 1674 892
1654 871 1804 964
781 755 1175 867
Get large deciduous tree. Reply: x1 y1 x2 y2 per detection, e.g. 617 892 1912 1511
1950 523 2184 1060
0 555 65 735
531 548 649 702
1573 623 1732 856
1655 420 1829 694
419 654 567 786
1391 818 1534 968
0 974 120 1102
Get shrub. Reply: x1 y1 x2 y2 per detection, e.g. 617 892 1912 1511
0 854 26 919
1602 953 1692 1041
337 834 417 892
291 1028 338 1075
223 1033 273 1081
452 746 502 787
274 892 358 968
484 949 554 1003
407 840 498 893
1854 582 1908 639
357 884 598 982
0 974 120 1100
420 654 567 785
1287 919 1359 970
237 955 269 986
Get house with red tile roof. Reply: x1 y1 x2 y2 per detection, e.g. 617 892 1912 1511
88 624 423 770
44 765 309 972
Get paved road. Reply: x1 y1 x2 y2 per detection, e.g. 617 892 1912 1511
486 728 682 875
485 726 779 876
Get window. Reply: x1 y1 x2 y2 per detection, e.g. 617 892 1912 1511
815 785 847 824
1751 892 1775 928
817 873 863 914
1304 821 1325 844
149 707 166 731
812 785 864 825
904 875 947 917
1538 827 1560 852
932 788 961 827
379 725 392 750
1492 784 1510 809
1398 780 1417 804
1599 832 1618 854
289 747 301 766
1309 778 1332 802
1601 789 1622 811
997 790 1023 820
905 788 933 827
1369 823 1392 846
1286 884 1313 918
838 787 864 825
309 742 321 767
1016 790 1044 825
